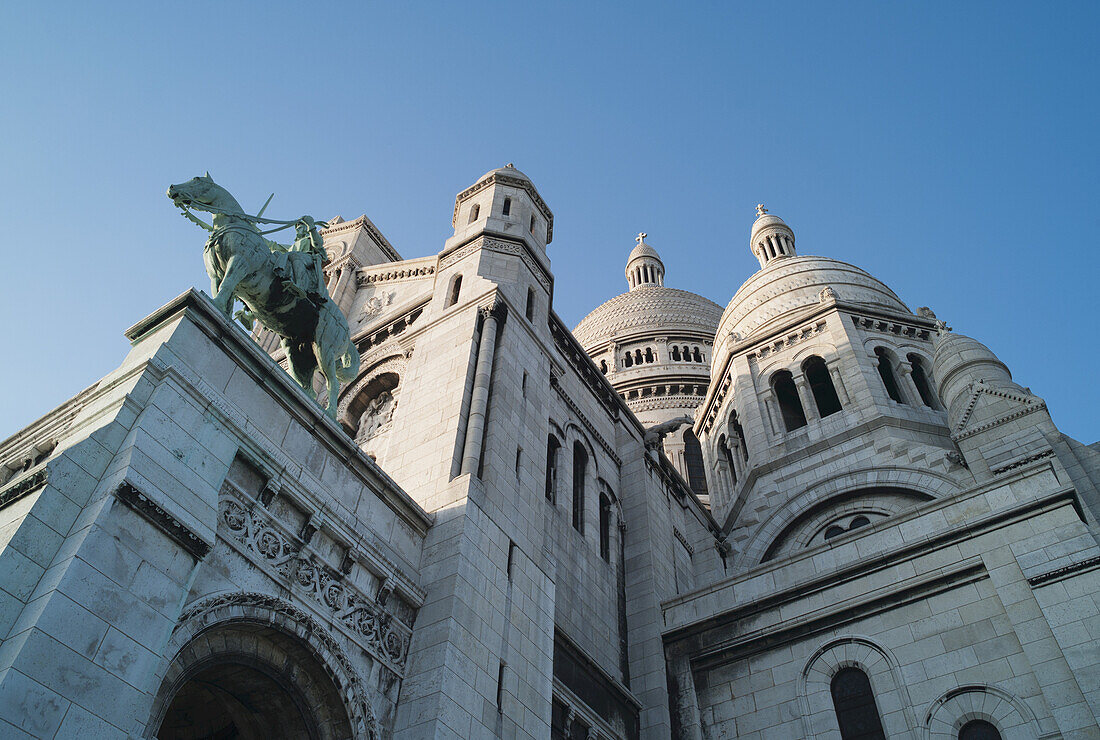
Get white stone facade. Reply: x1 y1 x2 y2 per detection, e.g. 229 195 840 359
0 169 1098 740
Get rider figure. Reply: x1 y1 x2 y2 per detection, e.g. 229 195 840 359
270 216 330 304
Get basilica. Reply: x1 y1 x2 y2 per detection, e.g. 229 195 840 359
1 164 1099 739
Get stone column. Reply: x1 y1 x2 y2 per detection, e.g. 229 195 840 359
760 390 781 436
898 362 921 406
460 301 506 475
829 365 851 405
794 372 818 421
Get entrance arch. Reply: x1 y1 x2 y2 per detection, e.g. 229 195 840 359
148 592 379 740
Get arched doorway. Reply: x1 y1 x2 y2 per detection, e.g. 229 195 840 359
158 656 316 740
151 622 356 740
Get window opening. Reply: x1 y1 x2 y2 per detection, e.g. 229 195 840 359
874 348 906 404
599 492 612 561
773 370 807 431
545 436 560 502
468 203 480 223
959 719 1002 740
684 429 709 497
908 354 938 408
502 197 511 216
572 441 587 532
830 667 887 740
804 356 842 417
447 275 462 307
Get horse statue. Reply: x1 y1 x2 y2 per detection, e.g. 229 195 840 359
167 174 359 419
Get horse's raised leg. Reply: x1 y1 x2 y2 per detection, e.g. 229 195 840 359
282 338 318 400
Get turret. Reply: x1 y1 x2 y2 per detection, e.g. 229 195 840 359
445 163 553 255
933 324 1055 480
625 232 665 289
750 204 796 269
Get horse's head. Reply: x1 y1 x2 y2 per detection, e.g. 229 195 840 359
168 172 240 214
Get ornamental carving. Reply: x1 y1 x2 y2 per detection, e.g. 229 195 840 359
220 495 412 673
358 291 395 320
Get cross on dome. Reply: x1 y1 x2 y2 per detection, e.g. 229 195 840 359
636 232 647 244
755 204 768 217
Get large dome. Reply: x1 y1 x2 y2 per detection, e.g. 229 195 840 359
716 255 909 343
573 286 724 349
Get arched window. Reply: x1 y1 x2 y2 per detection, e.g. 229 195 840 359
670 346 681 361
683 429 709 497
634 349 643 364
598 492 612 561
468 203 480 223
830 667 886 740
644 347 654 363
908 353 938 409
623 352 633 368
730 411 749 460
874 348 906 404
572 441 587 532
959 719 1002 740
529 214 537 234
526 287 536 321
719 434 737 484
803 356 842 417
773 370 807 432
502 197 511 216
446 275 462 307
692 347 702 363
545 435 560 502
599 360 608 374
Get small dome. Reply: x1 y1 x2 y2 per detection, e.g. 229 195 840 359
477 163 531 183
750 213 791 243
628 240 661 263
573 287 723 349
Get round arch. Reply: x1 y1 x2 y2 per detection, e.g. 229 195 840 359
736 466 961 567
147 592 378 740
923 684 1043 740
797 635 918 739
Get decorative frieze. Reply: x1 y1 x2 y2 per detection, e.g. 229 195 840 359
440 236 552 294
351 301 427 355
850 314 933 341
747 319 828 361
220 491 412 674
357 263 435 286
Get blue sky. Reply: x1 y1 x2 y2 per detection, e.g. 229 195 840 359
1 1 1097 442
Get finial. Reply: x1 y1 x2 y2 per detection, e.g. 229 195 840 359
636 232 647 244
755 204 768 217
505 162 514 168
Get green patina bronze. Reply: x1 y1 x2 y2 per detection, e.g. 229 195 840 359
167 174 359 419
